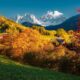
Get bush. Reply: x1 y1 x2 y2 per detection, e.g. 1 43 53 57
59 57 73 73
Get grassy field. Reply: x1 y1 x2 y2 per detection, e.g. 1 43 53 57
0 55 80 80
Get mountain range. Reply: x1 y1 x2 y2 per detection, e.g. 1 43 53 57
11 11 66 26
11 11 80 31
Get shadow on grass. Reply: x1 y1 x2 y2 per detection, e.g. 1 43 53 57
0 56 80 80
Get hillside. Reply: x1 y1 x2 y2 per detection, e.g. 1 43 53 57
46 14 80 30
0 16 55 60
0 16 27 33
0 16 80 77
0 55 80 80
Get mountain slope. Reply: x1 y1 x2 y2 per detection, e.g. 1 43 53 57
46 14 80 30
0 16 27 33
0 55 80 80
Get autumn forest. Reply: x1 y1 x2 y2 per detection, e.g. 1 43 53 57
0 16 80 76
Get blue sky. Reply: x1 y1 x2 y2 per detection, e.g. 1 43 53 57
0 0 80 18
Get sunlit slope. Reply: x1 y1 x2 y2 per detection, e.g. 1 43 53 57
0 16 27 33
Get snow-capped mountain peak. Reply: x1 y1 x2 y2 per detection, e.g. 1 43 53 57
29 14 41 25
14 14 41 25
16 14 23 23
53 11 63 18
41 11 65 26
12 10 66 26
44 11 54 19
41 11 64 20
